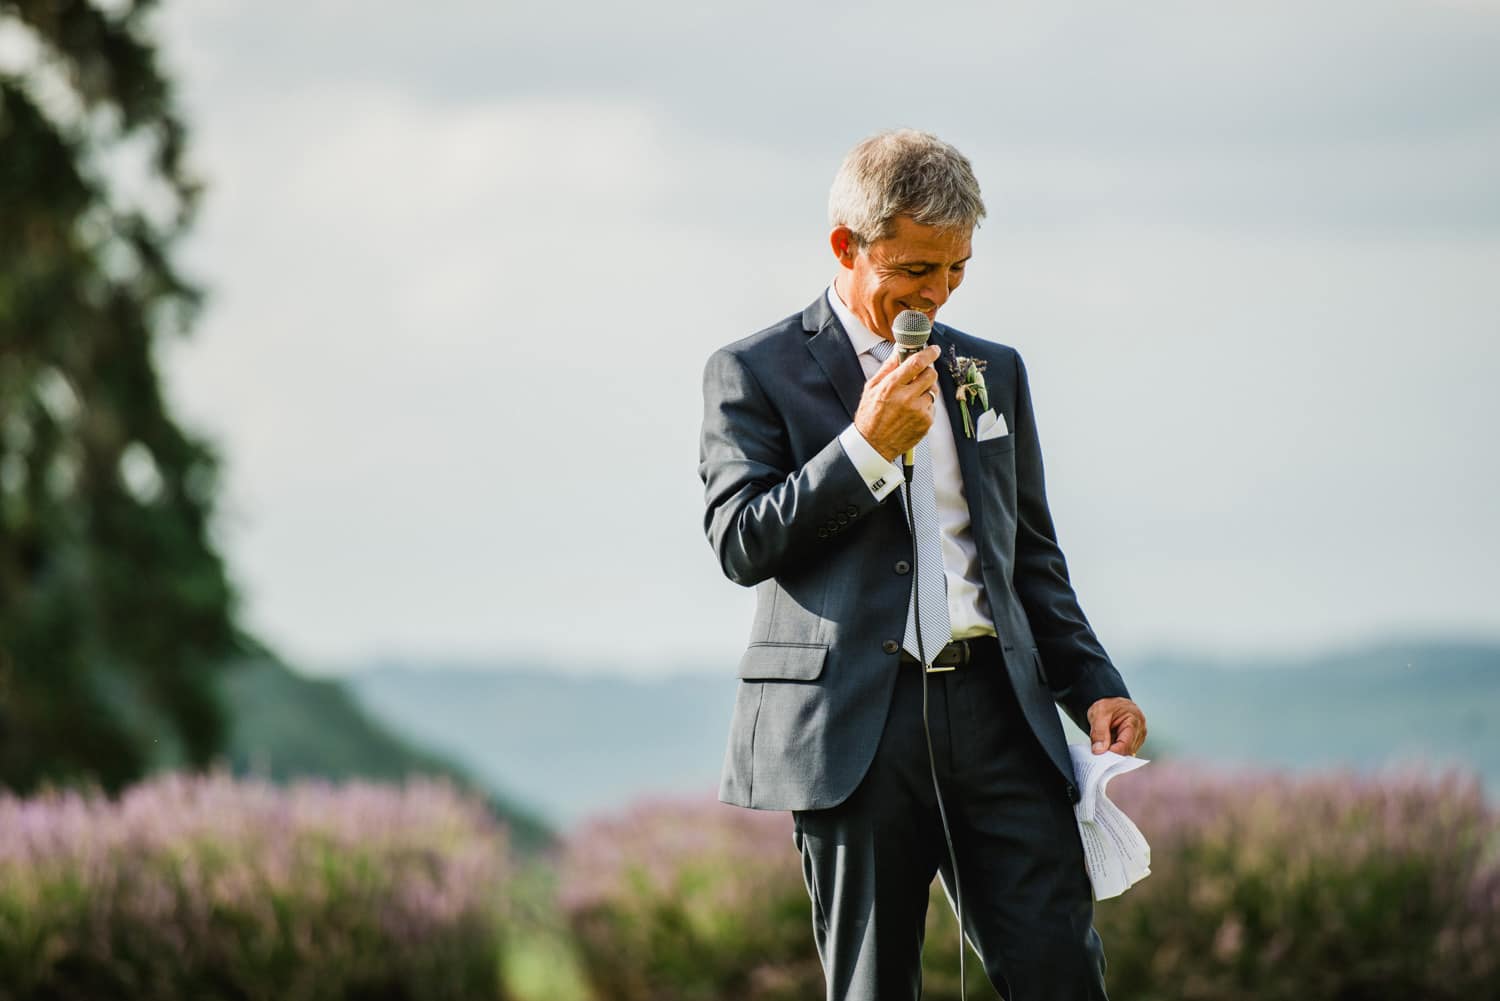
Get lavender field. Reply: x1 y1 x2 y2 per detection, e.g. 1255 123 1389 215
0 772 509 1001
1 765 1496 1001
556 766 1500 1001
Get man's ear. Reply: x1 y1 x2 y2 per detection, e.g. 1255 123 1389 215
829 226 859 268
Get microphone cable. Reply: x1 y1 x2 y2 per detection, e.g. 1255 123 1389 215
902 454 968 1001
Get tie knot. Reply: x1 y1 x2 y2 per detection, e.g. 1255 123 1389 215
870 339 894 363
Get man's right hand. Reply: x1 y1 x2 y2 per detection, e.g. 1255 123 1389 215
853 343 943 461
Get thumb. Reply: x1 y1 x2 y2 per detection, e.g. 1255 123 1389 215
1089 712 1111 754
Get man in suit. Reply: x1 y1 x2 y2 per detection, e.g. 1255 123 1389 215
698 129 1147 1001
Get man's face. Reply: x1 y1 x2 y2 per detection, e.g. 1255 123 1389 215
831 215 973 339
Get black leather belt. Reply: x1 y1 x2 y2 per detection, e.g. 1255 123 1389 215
899 635 1000 672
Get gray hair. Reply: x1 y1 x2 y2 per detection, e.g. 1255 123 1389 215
827 129 986 246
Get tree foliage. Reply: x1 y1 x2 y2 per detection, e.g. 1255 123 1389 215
0 0 243 792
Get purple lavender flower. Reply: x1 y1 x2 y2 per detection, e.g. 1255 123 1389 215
0 769 511 1000
558 768 1500 1001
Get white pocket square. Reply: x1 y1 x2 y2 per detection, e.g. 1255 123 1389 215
976 409 1009 441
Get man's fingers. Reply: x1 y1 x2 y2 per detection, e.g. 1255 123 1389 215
1086 697 1148 755
874 344 941 385
867 349 904 385
877 359 939 408
903 365 940 398
906 344 942 374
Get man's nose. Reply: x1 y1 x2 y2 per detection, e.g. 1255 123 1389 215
919 274 953 309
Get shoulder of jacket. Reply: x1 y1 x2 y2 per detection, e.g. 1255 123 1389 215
712 309 808 364
937 323 1020 368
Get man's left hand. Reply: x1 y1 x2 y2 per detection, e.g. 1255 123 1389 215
1087 697 1147 756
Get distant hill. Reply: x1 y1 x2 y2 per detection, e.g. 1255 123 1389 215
1123 638 1500 776
344 638 1500 828
348 664 733 828
205 648 553 852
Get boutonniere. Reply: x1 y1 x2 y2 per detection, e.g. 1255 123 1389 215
946 347 990 438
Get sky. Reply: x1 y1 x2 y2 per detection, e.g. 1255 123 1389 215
149 0 1500 677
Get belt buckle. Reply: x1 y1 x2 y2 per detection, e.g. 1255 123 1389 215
925 638 969 673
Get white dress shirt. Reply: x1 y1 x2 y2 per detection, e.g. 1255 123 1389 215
829 283 996 641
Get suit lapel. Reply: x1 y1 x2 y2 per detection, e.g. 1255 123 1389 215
932 326 986 541
803 295 866 420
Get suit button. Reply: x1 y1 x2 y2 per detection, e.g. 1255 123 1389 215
836 513 848 526
817 528 829 539
881 639 900 655
894 560 910 575
845 504 859 516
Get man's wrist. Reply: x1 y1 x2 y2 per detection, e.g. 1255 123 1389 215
838 424 902 501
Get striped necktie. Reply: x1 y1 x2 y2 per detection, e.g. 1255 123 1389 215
869 339 952 665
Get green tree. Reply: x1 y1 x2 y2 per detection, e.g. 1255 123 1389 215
0 0 243 792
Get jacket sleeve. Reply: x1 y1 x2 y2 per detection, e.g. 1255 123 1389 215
1009 349 1131 730
698 347 883 587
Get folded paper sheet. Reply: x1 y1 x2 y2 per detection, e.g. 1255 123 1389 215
1069 746 1152 901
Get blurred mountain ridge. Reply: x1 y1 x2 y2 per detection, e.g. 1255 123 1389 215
336 636 1500 827
205 651 553 851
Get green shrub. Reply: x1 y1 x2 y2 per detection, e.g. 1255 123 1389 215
559 798 816 1001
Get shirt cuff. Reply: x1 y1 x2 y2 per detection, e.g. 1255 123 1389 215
838 424 902 502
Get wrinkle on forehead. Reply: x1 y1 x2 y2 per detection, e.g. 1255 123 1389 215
870 217 973 268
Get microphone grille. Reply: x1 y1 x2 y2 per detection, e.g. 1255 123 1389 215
892 309 932 349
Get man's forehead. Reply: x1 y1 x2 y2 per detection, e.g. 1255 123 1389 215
874 216 972 257
880 233 973 263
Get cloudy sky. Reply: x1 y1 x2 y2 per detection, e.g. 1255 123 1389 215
152 0 1500 677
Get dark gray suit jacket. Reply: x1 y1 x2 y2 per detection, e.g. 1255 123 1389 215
699 293 1129 812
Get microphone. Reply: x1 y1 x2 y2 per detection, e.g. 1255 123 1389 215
892 309 933 472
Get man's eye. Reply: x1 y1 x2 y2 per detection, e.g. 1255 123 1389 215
904 267 928 277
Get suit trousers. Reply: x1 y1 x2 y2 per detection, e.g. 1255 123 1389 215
790 641 1108 1001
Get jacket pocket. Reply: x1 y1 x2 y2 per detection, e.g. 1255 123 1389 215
978 433 1017 457
738 642 828 681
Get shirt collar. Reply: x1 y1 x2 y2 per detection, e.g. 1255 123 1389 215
826 281 888 358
